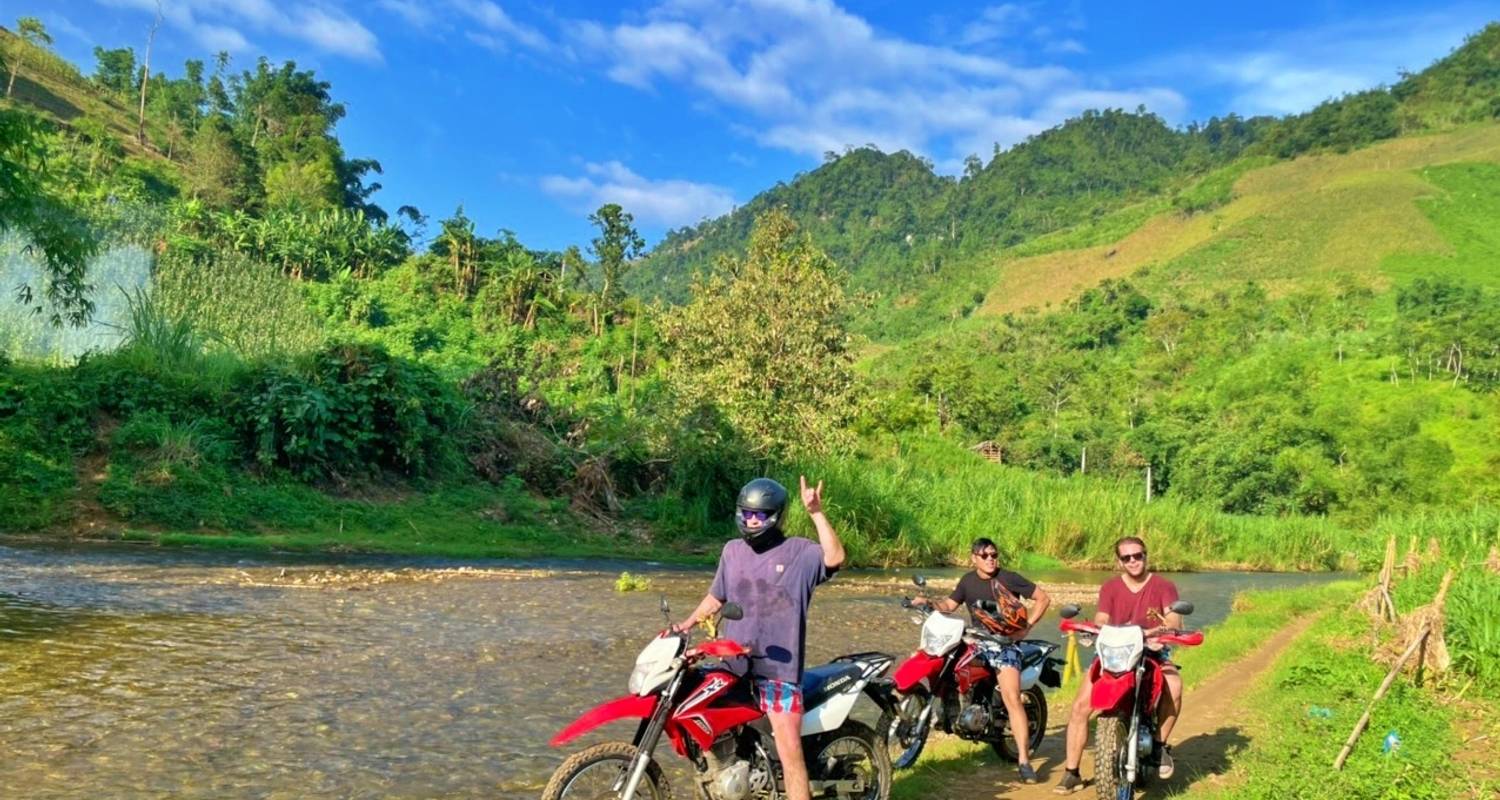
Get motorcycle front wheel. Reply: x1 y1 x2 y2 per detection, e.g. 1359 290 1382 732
541 741 672 800
990 685 1049 763
807 719 893 800
877 685 932 769
1091 715 1129 800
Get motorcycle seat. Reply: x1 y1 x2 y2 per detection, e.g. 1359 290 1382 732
800 662 863 710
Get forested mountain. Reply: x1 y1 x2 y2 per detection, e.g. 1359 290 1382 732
636 23 1500 341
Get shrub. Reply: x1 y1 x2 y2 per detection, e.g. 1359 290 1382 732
233 342 459 479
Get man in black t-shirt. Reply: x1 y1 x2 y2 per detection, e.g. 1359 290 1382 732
914 537 1052 783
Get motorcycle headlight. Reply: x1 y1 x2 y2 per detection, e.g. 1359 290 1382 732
628 664 651 695
1097 642 1140 673
920 626 960 656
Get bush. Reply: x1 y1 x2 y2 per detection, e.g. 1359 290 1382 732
233 342 459 479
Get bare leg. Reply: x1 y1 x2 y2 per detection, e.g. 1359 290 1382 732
1063 671 1094 770
1158 669 1183 744
998 666 1032 764
768 709 811 800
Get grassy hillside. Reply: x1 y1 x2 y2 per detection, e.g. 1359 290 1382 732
975 123 1500 315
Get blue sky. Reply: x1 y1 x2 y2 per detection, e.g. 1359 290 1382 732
25 1 1499 251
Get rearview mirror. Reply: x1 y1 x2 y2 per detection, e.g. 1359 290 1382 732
721 603 744 621
912 575 927 587
659 594 671 615
1059 604 1080 619
1169 600 1194 616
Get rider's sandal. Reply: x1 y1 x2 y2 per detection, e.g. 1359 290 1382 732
1053 769 1084 794
1018 762 1038 784
1158 745 1175 779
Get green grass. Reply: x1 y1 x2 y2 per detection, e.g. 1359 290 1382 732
1184 624 1480 799
1170 156 1277 216
1383 161 1500 288
781 435 1362 570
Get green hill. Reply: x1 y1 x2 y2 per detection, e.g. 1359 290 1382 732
635 22 1500 342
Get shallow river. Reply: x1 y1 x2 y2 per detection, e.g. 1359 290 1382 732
0 541 1342 799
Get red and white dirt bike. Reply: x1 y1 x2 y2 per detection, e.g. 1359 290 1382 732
543 597 896 800
1057 600 1203 800
879 575 1063 769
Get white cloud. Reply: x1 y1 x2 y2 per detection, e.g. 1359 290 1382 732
1146 12 1495 117
95 0 381 61
377 0 435 30
569 0 1180 170
540 162 736 228
451 0 549 50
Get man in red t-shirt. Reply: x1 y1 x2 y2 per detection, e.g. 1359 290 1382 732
1053 536 1183 795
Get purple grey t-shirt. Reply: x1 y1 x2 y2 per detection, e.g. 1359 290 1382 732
709 536 833 683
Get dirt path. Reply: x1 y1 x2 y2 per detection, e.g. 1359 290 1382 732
919 616 1317 799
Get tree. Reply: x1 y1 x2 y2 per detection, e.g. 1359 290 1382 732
184 115 256 207
136 1 163 146
91 47 137 94
0 107 98 325
587 203 644 324
661 209 855 456
6 17 53 98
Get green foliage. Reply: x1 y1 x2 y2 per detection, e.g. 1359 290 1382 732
0 106 99 324
663 210 856 457
615 571 653 593
233 342 459 479
90 46 137 95
589 203 645 321
1392 22 1500 128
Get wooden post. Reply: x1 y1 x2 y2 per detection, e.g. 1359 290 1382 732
1145 465 1153 503
1080 446 1087 474
1333 625 1431 770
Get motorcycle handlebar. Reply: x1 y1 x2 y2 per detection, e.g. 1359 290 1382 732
1058 619 1204 647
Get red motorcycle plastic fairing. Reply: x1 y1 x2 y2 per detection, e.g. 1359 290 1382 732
687 639 750 659
952 643 993 694
892 650 946 692
550 694 659 746
1088 661 1136 713
670 668 761 753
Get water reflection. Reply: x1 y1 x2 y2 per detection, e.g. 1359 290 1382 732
0 542 1343 799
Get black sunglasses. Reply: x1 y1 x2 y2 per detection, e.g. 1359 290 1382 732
974 551 999 560
1117 551 1147 563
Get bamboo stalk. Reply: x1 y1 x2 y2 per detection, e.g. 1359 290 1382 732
1333 625 1430 770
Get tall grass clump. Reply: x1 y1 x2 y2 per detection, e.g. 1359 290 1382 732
1383 508 1500 696
779 434 1362 569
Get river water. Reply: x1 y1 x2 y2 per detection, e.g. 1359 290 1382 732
0 541 1342 799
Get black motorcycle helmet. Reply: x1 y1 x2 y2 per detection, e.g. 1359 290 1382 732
735 478 788 541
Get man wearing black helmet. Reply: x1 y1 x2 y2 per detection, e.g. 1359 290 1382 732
677 475 845 800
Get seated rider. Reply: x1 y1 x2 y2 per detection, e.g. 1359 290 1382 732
1054 536 1183 795
913 536 1051 784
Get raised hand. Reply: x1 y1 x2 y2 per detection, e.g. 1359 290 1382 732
799 475 824 515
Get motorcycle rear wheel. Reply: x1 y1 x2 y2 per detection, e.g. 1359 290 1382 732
1091 716 1129 800
541 741 672 800
807 719 893 800
877 685 932 769
991 685 1048 763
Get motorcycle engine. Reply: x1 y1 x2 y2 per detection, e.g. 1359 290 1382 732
701 734 772 800
955 703 992 738
710 761 750 800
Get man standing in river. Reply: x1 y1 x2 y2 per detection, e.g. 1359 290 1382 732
1054 535 1183 795
677 476 845 800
